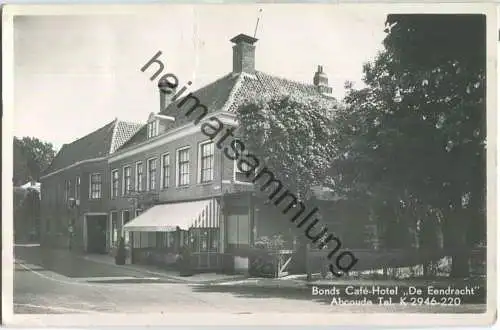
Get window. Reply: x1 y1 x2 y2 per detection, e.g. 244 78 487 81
64 180 71 202
156 232 175 249
123 166 132 195
147 120 159 139
75 176 80 200
161 153 170 188
111 169 119 198
199 141 214 183
227 214 250 247
234 160 254 183
135 162 143 192
147 158 158 190
190 228 219 252
177 147 190 186
89 173 102 199
110 211 118 247
122 210 131 226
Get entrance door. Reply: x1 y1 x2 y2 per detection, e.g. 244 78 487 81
227 214 250 272
86 215 108 254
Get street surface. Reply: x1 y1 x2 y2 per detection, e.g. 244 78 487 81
14 245 486 315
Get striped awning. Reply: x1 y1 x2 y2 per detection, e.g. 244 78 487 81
123 198 220 232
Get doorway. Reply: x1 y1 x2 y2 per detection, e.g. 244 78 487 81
86 214 108 254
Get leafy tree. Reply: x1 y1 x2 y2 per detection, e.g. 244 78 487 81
13 137 57 185
236 94 339 273
13 187 41 241
237 94 339 200
336 14 486 278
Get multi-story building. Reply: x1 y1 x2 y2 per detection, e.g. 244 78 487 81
108 33 340 273
39 119 142 252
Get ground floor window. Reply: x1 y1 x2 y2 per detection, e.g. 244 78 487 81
132 230 188 251
122 210 131 244
155 231 176 250
190 228 219 252
110 211 119 247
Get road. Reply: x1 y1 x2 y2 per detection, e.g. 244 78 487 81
13 245 486 315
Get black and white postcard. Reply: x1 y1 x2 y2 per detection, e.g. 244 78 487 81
2 3 496 327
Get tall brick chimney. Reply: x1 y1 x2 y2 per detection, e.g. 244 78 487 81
313 65 333 95
158 74 177 112
230 33 258 74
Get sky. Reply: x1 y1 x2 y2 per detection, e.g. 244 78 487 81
13 5 388 150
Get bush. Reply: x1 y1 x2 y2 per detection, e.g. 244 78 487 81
254 235 285 251
249 235 285 277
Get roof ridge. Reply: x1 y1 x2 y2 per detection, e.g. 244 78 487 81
181 72 235 97
109 119 146 154
116 119 144 126
197 72 234 90
63 119 116 146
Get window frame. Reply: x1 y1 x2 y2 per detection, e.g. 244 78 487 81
88 173 102 199
111 169 119 198
233 160 255 184
176 146 191 187
122 165 132 195
147 120 159 139
75 176 81 200
146 157 158 191
227 214 250 247
161 152 171 189
135 161 143 192
198 140 214 183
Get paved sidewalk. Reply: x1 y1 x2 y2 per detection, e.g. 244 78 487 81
82 253 248 284
212 273 487 289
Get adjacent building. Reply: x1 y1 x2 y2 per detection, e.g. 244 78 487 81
108 33 340 272
39 119 142 252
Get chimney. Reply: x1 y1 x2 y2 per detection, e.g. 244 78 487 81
313 65 333 95
158 74 178 112
230 33 258 74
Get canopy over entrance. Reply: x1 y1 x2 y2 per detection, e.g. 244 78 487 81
123 198 220 232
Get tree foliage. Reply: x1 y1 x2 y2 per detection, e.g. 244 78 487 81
335 14 486 277
13 137 57 185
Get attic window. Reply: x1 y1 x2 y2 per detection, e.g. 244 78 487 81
147 120 159 139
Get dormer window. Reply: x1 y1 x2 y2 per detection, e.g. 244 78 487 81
147 120 159 139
